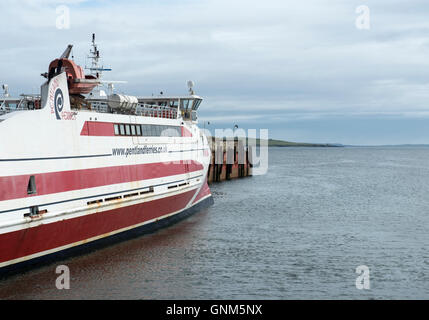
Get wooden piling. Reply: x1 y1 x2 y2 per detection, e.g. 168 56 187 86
207 137 252 184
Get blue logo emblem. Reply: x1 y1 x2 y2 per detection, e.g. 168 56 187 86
54 88 64 120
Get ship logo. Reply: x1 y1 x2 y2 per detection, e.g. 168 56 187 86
54 88 64 120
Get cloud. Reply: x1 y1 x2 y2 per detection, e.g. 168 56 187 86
1 0 429 143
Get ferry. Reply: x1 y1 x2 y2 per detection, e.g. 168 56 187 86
0 35 213 275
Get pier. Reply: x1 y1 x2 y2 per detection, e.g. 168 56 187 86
207 137 252 184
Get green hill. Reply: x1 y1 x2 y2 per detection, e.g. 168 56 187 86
264 139 341 147
210 136 342 147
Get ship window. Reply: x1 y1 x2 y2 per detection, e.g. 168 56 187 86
142 125 149 136
27 175 37 195
169 100 179 108
174 127 181 137
181 100 190 110
163 126 168 134
119 124 125 136
150 125 155 136
150 125 157 136
165 126 179 137
114 124 119 135
160 126 167 136
131 125 136 136
193 99 202 110
125 125 131 136
162 126 168 136
188 100 195 110
150 125 156 136
137 124 182 137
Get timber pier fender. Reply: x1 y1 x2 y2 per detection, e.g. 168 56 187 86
207 137 253 183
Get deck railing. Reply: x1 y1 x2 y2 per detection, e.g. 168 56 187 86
1 99 180 120
0 98 38 116
87 102 179 119
136 104 178 119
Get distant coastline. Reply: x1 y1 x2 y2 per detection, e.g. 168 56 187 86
210 137 429 148
345 144 429 148
256 139 343 148
209 137 343 147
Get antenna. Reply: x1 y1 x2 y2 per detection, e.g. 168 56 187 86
85 33 112 80
83 34 128 96
2 84 9 97
187 80 195 95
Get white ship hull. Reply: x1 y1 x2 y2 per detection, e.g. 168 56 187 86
0 72 213 273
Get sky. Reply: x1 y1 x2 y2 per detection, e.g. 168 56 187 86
1 0 429 145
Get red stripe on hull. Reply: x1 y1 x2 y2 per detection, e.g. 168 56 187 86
192 180 211 204
0 161 203 201
80 121 115 136
80 122 193 138
0 189 197 264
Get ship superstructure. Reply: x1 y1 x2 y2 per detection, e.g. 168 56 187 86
0 35 213 273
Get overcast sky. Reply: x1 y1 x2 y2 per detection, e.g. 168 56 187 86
2 0 429 145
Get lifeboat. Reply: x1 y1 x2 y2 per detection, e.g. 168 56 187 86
45 45 99 95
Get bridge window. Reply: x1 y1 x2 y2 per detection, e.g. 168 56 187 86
193 99 202 110
169 100 179 108
181 100 190 110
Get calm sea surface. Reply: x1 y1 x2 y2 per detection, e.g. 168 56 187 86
0 147 428 299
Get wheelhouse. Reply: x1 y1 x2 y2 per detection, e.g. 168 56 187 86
137 95 203 123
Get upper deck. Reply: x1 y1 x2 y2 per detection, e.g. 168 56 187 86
0 94 42 116
86 93 203 123
1 91 203 123
1 35 204 123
